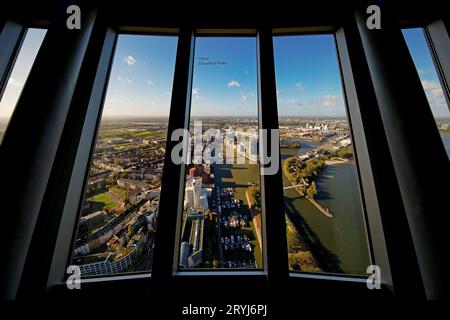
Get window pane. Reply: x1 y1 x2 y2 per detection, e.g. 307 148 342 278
71 34 177 276
403 28 450 159
273 35 371 275
0 28 46 144
178 37 263 269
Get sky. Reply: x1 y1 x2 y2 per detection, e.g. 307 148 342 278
102 34 177 117
103 34 347 118
273 35 345 117
2 29 448 121
402 28 450 119
190 37 258 117
0 28 46 119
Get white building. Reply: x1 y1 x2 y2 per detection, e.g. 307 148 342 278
247 137 258 162
185 176 208 210
340 138 352 147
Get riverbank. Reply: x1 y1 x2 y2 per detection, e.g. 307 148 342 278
307 197 334 218
281 147 371 274
283 157 334 219
324 158 350 166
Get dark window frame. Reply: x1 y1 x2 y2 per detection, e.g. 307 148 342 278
1 1 448 300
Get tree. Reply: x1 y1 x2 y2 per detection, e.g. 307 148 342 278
127 224 134 239
306 181 317 199
288 253 302 270
286 227 300 249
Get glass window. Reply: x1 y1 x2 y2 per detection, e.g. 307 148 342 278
70 34 177 276
403 28 450 159
273 35 371 275
0 28 46 144
177 37 263 270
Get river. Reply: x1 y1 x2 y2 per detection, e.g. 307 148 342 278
211 139 372 275
281 139 371 275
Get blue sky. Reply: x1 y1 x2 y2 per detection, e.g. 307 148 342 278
403 28 449 118
2 29 448 120
273 35 345 117
102 34 177 117
190 35 345 117
190 37 257 117
0 28 46 118
103 34 347 118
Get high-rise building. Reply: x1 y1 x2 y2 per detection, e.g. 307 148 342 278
247 136 258 162
185 176 208 210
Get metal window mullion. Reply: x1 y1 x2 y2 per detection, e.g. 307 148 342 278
425 19 450 111
335 13 433 298
45 25 118 290
335 22 401 295
355 7 449 299
149 27 195 298
0 2 99 299
256 28 289 294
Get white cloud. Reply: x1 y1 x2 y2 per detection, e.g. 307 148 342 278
280 99 303 107
421 80 446 109
107 97 134 105
123 55 137 66
147 79 154 86
193 87 203 100
295 82 304 92
227 80 240 88
117 76 133 84
421 80 440 91
108 97 123 103
321 95 340 108
8 77 23 88
163 90 172 96
240 92 255 101
432 88 444 98
281 95 342 110
421 80 444 98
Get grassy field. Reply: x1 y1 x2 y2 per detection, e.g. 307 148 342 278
98 128 128 139
129 130 167 139
88 192 117 210
98 128 167 140
109 187 128 202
